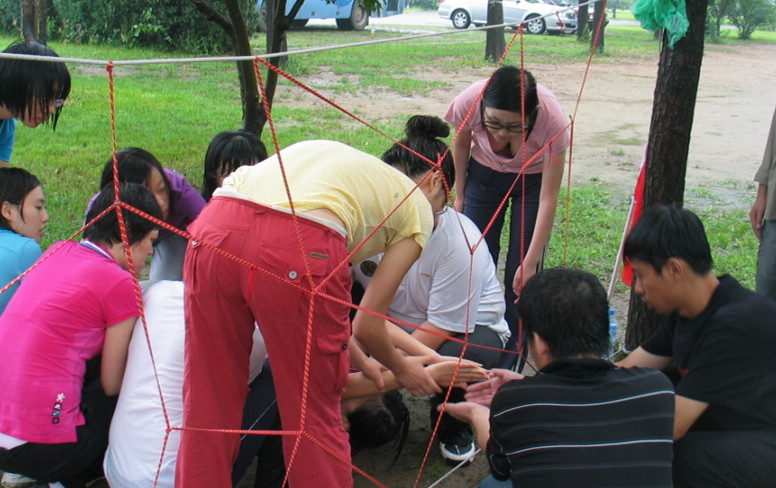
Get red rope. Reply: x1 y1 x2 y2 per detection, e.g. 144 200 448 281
0 19 613 487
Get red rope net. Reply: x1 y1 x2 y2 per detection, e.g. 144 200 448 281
0 11 609 486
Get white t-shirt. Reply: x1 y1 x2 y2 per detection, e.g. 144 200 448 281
103 281 266 488
354 209 510 346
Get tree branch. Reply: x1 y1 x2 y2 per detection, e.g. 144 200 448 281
188 0 235 37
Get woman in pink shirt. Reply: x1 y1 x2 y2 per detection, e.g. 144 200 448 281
445 66 570 369
0 183 161 488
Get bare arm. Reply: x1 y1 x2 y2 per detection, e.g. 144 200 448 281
386 321 440 358
674 395 709 440
353 237 440 396
513 150 567 293
750 184 768 239
451 131 472 212
0 159 8 168
344 359 487 400
616 346 673 370
100 317 137 395
409 320 454 351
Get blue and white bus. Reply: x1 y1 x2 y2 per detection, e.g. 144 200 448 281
258 0 406 31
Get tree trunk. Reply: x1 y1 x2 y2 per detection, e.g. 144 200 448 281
222 0 265 136
21 0 47 43
625 0 708 350
577 3 588 39
590 3 605 53
485 0 505 62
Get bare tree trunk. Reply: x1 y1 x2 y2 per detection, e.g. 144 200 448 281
21 0 47 43
577 3 588 39
221 0 265 135
590 2 605 53
485 0 505 63
625 0 708 350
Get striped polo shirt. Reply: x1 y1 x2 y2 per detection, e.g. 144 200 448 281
487 358 674 487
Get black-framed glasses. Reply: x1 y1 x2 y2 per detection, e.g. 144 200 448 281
480 106 538 135
482 119 526 133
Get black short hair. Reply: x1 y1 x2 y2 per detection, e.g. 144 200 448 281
518 267 609 358
623 204 713 275
84 183 162 246
347 391 410 465
0 41 71 130
482 66 539 136
382 115 454 188
202 130 267 201
99 147 173 217
0 167 41 230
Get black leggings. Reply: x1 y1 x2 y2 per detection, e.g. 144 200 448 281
0 376 116 488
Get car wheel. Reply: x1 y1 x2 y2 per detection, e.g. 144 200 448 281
290 19 308 28
336 1 369 31
451 9 471 29
525 15 546 34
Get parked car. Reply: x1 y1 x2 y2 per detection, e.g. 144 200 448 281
437 0 577 34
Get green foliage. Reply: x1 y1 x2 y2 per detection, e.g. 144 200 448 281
51 0 259 53
730 0 776 39
0 0 21 36
407 0 440 11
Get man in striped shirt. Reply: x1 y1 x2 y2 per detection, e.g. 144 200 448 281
444 267 675 487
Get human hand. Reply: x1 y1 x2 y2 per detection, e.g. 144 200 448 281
464 369 524 407
750 192 767 240
438 401 490 425
512 261 538 298
359 355 387 393
395 355 442 397
427 359 488 388
453 195 465 212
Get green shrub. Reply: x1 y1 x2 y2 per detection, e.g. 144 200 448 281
0 0 21 36
408 0 440 11
52 0 259 54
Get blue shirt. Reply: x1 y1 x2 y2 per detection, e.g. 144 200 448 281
0 228 42 314
0 118 17 163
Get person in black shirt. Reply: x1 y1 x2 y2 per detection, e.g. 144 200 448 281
445 267 675 488
619 204 776 488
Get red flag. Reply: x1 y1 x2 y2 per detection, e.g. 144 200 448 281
621 156 647 287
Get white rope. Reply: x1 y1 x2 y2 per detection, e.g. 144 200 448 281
0 0 605 67
427 448 481 488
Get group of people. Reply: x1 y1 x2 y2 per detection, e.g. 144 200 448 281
0 36 775 488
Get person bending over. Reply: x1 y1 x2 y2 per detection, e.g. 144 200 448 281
177 140 442 488
0 183 161 488
619 204 776 488
89 147 205 280
0 41 71 166
355 115 510 464
446 66 570 369
445 267 674 488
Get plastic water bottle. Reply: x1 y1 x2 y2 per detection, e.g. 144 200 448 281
607 307 618 358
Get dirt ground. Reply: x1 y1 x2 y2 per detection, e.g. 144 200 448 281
233 38 776 488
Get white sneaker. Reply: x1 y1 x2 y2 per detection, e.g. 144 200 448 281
1 472 37 488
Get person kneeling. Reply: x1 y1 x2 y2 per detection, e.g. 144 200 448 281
0 183 161 488
445 267 675 488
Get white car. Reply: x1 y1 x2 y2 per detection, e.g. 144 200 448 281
438 0 577 34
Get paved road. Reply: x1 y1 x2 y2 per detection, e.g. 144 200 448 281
308 9 640 29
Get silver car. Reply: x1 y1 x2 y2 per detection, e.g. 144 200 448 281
438 0 577 34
